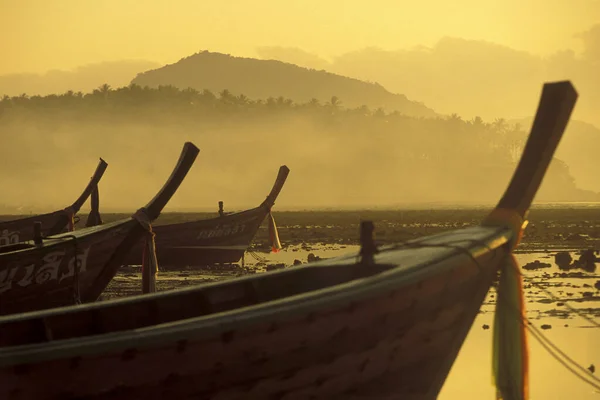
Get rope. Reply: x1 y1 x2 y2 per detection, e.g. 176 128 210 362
397 236 600 329
525 279 600 329
493 282 600 391
482 208 528 250
63 206 76 232
132 208 158 294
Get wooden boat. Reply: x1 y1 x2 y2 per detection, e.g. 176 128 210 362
0 81 577 399
123 165 290 268
0 143 199 316
0 158 108 246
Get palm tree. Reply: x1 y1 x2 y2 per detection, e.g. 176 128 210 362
201 89 216 103
471 116 486 128
219 89 234 103
329 95 341 108
98 84 111 95
92 84 112 103
492 118 508 133
237 93 249 105
448 113 462 122
374 107 386 118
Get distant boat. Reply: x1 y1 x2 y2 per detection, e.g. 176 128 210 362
0 143 199 316
123 165 290 268
0 158 108 245
0 81 578 399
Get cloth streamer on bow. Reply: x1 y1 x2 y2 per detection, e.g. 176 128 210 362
133 209 159 294
63 206 76 231
268 210 282 253
483 208 529 400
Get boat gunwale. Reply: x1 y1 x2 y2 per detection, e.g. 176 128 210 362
0 225 512 367
152 205 267 231
0 218 136 257
151 164 289 232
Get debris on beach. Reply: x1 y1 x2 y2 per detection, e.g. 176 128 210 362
554 251 572 269
522 260 552 270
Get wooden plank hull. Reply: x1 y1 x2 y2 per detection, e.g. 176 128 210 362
0 220 139 315
124 207 269 268
0 211 69 246
0 226 510 399
123 165 290 268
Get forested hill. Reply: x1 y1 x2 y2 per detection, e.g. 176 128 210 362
131 51 437 119
1 87 598 210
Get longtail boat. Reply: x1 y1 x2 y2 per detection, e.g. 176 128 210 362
123 165 289 268
0 81 577 399
0 142 199 316
0 158 108 246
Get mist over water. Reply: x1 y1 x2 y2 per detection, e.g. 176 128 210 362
0 106 596 214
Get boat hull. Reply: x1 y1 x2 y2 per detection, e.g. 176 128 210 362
0 211 69 246
0 220 139 316
0 226 509 399
0 143 200 315
124 207 269 268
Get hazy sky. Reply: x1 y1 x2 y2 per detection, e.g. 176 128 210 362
1 0 599 75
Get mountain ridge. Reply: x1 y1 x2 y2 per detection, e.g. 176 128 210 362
131 51 437 118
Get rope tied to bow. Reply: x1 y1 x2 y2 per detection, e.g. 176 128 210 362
63 206 76 232
483 208 530 400
133 209 159 294
483 208 528 251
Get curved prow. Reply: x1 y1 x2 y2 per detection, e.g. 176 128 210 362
141 142 200 221
69 158 108 212
261 165 290 209
484 81 578 224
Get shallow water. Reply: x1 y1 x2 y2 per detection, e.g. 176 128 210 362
440 314 600 399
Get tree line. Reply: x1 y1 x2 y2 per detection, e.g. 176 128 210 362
0 83 584 202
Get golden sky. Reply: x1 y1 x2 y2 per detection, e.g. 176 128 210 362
1 0 599 75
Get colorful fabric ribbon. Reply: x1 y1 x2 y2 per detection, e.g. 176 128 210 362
268 210 282 253
63 206 76 232
492 254 529 400
133 209 159 294
483 208 529 400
